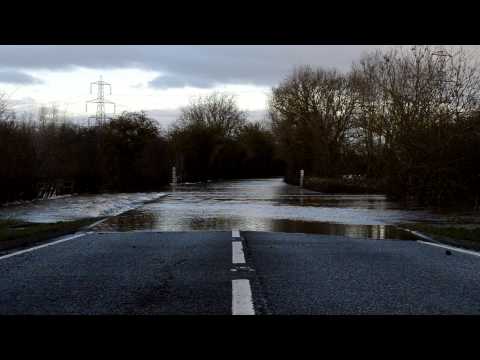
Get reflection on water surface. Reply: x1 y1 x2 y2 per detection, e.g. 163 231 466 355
2 178 467 240
92 178 446 240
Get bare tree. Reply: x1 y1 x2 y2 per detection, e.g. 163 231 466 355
0 92 14 122
351 45 480 202
177 92 246 138
270 66 359 179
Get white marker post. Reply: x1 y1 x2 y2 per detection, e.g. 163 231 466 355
300 169 304 187
171 166 177 186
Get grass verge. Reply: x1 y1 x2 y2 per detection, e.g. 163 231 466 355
0 218 99 252
303 177 384 194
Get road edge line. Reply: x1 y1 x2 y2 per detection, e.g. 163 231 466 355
86 218 109 229
417 240 480 258
396 226 435 242
0 233 87 261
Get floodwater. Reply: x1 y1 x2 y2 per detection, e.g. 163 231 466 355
1 178 470 240
0 192 166 223
91 178 454 240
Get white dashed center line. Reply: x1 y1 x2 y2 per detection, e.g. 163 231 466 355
231 229 255 315
232 241 246 264
232 279 255 315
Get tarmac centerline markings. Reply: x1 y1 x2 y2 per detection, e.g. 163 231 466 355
232 241 246 264
232 279 255 315
231 229 255 315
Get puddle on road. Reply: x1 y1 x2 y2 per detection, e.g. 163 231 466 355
265 219 416 240
93 210 417 240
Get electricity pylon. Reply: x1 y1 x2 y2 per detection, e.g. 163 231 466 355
86 75 116 126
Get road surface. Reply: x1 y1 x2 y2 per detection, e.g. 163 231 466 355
1 230 480 315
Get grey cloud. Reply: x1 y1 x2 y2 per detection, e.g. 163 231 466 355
9 97 38 110
246 109 268 122
0 70 43 85
2 46 474 90
149 74 214 89
145 109 181 127
0 45 390 89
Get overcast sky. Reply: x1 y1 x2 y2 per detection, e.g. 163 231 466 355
1 45 478 126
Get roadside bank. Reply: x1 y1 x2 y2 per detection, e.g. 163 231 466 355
400 222 480 252
301 176 384 194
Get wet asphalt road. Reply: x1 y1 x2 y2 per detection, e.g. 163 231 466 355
0 232 232 315
244 232 480 314
1 231 480 315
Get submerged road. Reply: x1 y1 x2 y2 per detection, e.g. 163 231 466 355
1 230 480 315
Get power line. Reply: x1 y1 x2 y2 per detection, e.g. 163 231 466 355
85 75 116 126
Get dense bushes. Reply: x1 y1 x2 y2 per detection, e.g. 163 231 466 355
0 109 171 203
99 112 170 192
168 93 283 182
0 117 37 203
303 176 385 194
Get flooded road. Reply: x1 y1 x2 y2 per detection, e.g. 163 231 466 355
0 192 166 223
2 178 471 240
91 178 450 240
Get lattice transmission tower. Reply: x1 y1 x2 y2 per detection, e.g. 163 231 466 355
85 75 116 126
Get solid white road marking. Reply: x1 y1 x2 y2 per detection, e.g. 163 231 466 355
86 218 109 229
232 241 246 264
232 279 255 315
418 240 480 258
0 233 86 261
232 229 240 238
398 227 433 241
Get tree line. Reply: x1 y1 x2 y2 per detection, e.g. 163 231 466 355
169 93 283 182
0 107 170 203
270 46 480 207
0 93 283 204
